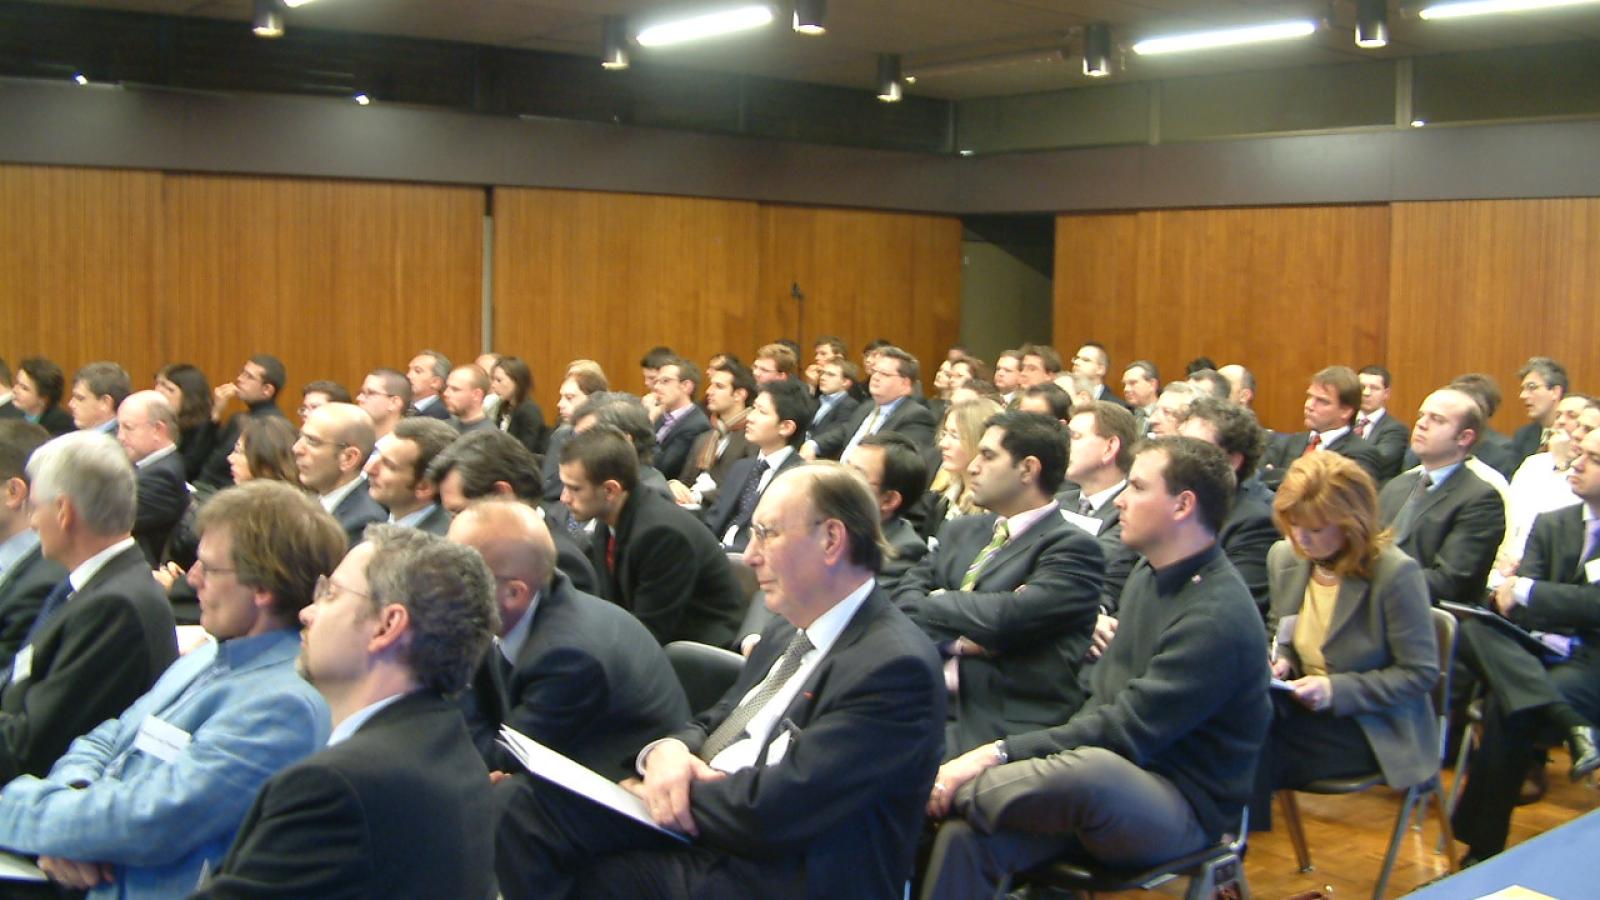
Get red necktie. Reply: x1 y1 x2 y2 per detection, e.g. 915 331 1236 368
1302 433 1321 457
606 534 618 571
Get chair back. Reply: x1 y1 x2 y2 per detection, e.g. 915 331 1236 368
664 640 746 714
1429 607 1458 759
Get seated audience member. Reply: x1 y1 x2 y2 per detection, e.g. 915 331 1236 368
705 380 811 552
365 417 458 535
1179 397 1280 615
354 367 411 443
494 464 944 900
542 364 609 501
920 438 1270 898
1451 426 1600 862
638 346 677 419
1186 356 1219 377
1250 454 1439 829
426 429 598 595
751 342 800 385
1058 402 1140 655
571 392 675 500
449 498 688 775
1122 360 1160 436
192 526 497 898
805 335 847 392
949 356 988 394
154 363 219 482
559 427 744 647
846 433 931 595
68 363 132 436
0 480 342 896
0 422 62 672
293 403 385 548
1444 373 1522 479
1016 382 1072 427
896 411 1104 758
442 364 495 434
1017 344 1062 390
117 391 191 566
1260 366 1383 489
950 380 1003 407
993 350 1024 407
1379 387 1505 605
1511 356 1570 467
198 355 288 489
1356 365 1410 484
1186 368 1231 402
1146 380 1200 437
0 432 177 783
477 354 503 418
806 346 937 463
671 361 758 509
921 398 1003 541
404 349 452 421
806 359 861 445
1502 395 1600 564
13 358 74 437
1218 363 1257 409
649 358 712 481
297 380 349 418
491 355 550 456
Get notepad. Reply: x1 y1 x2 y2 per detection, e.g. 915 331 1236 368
497 726 689 843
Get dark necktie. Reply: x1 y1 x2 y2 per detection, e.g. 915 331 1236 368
26 579 73 645
1390 472 1433 540
1356 416 1371 439
733 460 771 532
1078 497 1094 517
700 631 814 762
1302 432 1321 457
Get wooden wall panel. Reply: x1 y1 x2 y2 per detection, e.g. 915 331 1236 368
161 174 484 417
1056 205 1391 433
0 164 163 386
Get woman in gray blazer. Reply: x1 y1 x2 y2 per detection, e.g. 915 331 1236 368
1249 452 1440 829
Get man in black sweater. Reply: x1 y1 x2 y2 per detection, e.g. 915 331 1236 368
920 437 1271 898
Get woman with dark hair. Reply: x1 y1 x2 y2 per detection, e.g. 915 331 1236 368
491 355 549 455
226 417 301 486
155 363 220 481
12 357 73 436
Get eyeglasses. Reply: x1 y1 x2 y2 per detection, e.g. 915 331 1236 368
313 574 369 604
748 519 826 545
193 557 237 578
356 388 393 399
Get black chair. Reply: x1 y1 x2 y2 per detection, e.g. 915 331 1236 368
1008 808 1251 900
664 640 745 714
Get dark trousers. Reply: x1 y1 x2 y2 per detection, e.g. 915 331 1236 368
1249 690 1380 830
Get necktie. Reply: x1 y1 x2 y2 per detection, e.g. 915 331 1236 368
842 406 883 459
606 534 618 572
1302 432 1321 456
733 460 770 531
1540 427 1555 453
1581 519 1600 564
1356 416 1371 439
960 519 1011 591
25 579 73 645
1390 472 1433 540
700 631 814 762
1078 497 1094 517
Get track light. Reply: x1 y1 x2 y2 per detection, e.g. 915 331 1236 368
253 0 285 38
876 53 903 102
1420 0 1600 18
635 5 775 48
1355 0 1389 48
1082 23 1114 77
793 0 826 35
353 92 371 105
601 16 630 69
72 72 89 86
1131 19 1318 55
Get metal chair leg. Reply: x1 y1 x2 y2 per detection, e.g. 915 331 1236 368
1373 785 1421 900
1277 790 1313 872
1431 781 1459 872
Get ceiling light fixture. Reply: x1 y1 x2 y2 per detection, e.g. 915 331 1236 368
353 92 371 105
877 53 903 102
904 47 1066 84
72 72 89 85
1131 19 1318 55
635 5 775 48
1082 23 1114 77
1355 0 1389 47
281 0 317 7
601 16 630 69
1419 0 1600 17
252 0 285 38
793 0 826 35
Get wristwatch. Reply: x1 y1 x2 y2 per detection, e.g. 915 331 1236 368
992 740 1009 766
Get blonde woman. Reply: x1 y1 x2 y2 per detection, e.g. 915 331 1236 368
921 397 1002 541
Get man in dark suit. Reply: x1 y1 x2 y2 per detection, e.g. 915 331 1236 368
1260 365 1384 489
806 359 861 445
670 361 758 511
1121 360 1160 437
194 526 496 898
561 427 745 647
704 380 810 552
365 416 458 536
921 437 1271 897
1511 356 1570 467
573 393 677 501
1357 364 1410 484
1452 425 1600 861
1058 402 1140 614
1180 397 1281 616
198 355 288 489
293 403 386 548
67 362 132 436
1380 387 1506 606
806 346 937 463
847 432 930 595
648 358 712 481
1443 372 1522 479
404 349 453 420
897 411 1105 759
116 391 191 566
1071 342 1131 410
0 431 177 783
494 463 945 899
0 421 61 673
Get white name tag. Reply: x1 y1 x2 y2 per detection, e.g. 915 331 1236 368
10 646 31 684
133 715 192 763
764 729 793 766
1586 558 1600 585
1061 509 1104 536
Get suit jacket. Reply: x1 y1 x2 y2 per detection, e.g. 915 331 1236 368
176 421 221 483
1056 484 1139 614
1379 465 1505 605
590 489 746 647
134 450 192 566
1509 505 1600 644
1260 429 1383 489
1362 412 1411 485
805 393 860 444
194 691 494 900
462 572 690 781
811 397 938 461
1267 541 1440 789
541 424 573 502
502 401 550 456
0 544 177 782
0 544 66 674
675 424 756 500
0 399 20 420
653 405 711 483
670 588 944 900
539 502 600 596
879 516 929 596
1476 428 1523 480
1510 421 1545 469
895 510 1105 757
409 394 452 421
702 450 805 551
34 406 74 437
1221 477 1280 618
330 476 387 548
198 402 285 490
409 503 453 536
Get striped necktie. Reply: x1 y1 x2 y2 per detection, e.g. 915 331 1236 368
960 519 1010 591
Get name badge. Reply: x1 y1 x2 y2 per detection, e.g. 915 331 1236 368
1586 558 1600 585
764 730 793 766
134 715 192 763
10 646 31 683
1060 509 1104 536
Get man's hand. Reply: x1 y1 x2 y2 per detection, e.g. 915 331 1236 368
488 770 512 786
927 742 1004 820
952 636 988 657
1289 675 1333 712
38 856 114 890
1492 579 1518 617
211 382 238 421
1084 613 1118 662
638 739 726 837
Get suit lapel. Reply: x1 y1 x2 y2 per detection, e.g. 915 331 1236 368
1323 571 1370 647
972 512 1060 588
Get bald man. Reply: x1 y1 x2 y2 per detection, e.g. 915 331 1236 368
444 365 495 434
293 403 385 548
117 391 191 566
448 498 689 780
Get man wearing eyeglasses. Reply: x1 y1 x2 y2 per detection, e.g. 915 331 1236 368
293 403 385 549
0 480 342 897
354 368 411 444
197 355 287 491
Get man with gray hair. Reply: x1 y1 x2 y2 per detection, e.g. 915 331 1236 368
195 525 498 897
117 390 191 566
293 403 385 548
405 350 453 421
68 362 133 435
0 431 177 783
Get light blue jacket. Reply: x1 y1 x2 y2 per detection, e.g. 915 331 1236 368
0 627 329 898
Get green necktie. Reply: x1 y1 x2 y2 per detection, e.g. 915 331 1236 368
960 519 1010 591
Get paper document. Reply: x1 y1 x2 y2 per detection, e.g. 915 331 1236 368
497 726 688 843
0 849 46 882
1270 678 1295 691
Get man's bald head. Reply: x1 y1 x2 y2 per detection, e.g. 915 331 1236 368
309 403 376 459
447 498 556 637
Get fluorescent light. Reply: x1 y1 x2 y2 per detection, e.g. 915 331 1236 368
72 72 89 85
353 92 371 105
635 5 774 48
1420 0 1600 19
1131 19 1318 55
282 0 317 7
1410 119 1427 127
1355 0 1389 48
